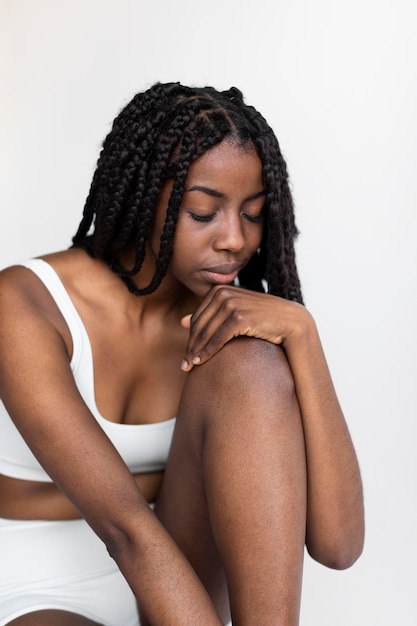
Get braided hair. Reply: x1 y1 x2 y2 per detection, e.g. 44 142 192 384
72 82 303 303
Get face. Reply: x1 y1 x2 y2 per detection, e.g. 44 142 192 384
151 139 265 298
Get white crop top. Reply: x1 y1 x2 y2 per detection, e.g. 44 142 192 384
0 258 176 482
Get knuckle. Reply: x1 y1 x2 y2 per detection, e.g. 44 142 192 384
197 326 208 341
230 309 244 323
211 334 222 347
214 286 232 301
222 297 238 314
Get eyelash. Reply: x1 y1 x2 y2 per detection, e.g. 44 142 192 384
189 212 214 223
188 212 265 223
244 213 265 223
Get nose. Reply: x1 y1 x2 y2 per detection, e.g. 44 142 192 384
213 212 245 253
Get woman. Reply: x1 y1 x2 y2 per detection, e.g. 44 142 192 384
0 82 364 626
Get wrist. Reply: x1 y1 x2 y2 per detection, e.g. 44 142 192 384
283 303 317 353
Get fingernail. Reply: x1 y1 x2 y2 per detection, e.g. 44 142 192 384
181 359 188 371
192 356 201 365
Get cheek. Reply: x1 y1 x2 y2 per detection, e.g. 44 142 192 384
169 228 195 272
171 215 202 257
248 224 264 251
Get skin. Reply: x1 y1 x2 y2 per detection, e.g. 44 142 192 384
0 140 364 625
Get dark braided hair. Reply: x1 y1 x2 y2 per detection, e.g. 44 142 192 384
72 82 303 303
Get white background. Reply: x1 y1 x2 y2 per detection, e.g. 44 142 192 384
1 1 416 624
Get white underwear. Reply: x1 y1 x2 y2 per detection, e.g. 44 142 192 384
0 517 140 626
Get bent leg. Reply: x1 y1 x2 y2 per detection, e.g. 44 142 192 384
155 337 307 626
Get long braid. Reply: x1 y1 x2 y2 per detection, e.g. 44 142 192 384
72 82 304 304
235 98 303 303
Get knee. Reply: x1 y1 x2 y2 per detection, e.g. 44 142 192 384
204 336 295 393
181 337 297 421
192 336 293 384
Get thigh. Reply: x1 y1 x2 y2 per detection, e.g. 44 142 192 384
7 609 103 625
154 402 230 623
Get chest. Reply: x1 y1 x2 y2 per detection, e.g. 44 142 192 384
84 311 189 425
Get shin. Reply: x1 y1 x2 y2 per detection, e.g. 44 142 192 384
155 338 307 626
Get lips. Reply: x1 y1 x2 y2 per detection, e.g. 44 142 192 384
200 263 243 285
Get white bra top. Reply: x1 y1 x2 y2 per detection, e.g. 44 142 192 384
0 258 176 482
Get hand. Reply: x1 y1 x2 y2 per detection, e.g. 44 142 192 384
180 285 306 371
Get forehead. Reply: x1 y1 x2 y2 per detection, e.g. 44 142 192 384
154 140 264 218
184 140 264 196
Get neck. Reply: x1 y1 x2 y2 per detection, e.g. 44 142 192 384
117 244 200 318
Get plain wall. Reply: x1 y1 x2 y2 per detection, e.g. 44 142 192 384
1 1 416 624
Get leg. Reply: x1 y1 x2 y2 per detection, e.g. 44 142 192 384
7 609 103 625
154 337 307 626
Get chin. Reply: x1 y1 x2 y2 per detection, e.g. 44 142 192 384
185 281 213 298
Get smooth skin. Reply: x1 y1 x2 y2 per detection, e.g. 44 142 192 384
0 140 364 625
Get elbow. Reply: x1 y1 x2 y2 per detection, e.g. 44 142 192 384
309 543 363 571
306 527 365 571
90 505 150 565
306 497 365 570
101 522 131 562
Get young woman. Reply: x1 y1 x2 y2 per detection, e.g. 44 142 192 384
0 82 364 626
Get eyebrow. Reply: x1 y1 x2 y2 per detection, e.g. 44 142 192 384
185 185 266 201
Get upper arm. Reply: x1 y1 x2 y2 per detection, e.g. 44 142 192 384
0 267 145 536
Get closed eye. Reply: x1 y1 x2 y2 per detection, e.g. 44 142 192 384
242 212 265 223
188 211 215 222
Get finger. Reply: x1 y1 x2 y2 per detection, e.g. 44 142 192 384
186 293 254 367
185 288 238 357
185 285 227 328
180 314 192 329
181 296 239 372
180 292 226 371
187 311 246 367
181 309 231 372
179 286 229 370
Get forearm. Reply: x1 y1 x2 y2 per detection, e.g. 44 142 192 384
0 471 164 521
284 310 364 569
105 508 223 625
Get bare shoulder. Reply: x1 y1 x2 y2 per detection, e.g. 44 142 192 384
0 248 101 350
0 258 67 335
0 263 45 318
0 255 77 378
0 249 78 303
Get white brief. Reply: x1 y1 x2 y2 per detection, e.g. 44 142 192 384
0 517 140 626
